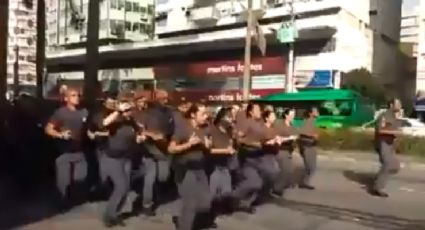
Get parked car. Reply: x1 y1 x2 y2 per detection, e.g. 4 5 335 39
354 118 425 137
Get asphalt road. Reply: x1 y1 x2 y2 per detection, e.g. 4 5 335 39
2 152 425 230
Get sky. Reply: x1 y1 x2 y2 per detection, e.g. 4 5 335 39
403 0 420 14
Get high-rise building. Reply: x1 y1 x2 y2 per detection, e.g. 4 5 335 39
400 0 425 103
7 0 38 90
46 0 155 51
46 0 403 103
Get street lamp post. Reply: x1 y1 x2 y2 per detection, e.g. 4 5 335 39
286 1 296 93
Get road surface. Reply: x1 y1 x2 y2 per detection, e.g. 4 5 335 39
1 152 425 230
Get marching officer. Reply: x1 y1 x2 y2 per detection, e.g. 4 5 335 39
298 107 320 190
371 98 402 197
101 98 145 227
44 88 89 208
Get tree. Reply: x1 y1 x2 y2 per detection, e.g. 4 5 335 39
341 68 388 106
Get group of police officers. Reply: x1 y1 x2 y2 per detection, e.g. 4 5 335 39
44 87 402 230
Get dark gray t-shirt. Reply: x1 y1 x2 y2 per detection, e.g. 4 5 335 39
106 117 139 158
172 122 209 168
49 106 88 153
375 110 400 145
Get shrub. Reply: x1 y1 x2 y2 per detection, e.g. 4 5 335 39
318 129 425 158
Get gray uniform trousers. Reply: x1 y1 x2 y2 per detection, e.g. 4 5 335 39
209 166 232 199
233 154 279 207
177 169 212 230
142 157 170 207
275 150 293 191
299 145 317 186
102 155 131 219
55 152 88 198
374 141 400 191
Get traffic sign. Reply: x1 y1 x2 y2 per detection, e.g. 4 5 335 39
277 22 298 43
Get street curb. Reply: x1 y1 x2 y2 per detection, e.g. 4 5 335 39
316 151 425 171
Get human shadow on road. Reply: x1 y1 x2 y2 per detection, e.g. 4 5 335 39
343 170 375 190
274 199 425 230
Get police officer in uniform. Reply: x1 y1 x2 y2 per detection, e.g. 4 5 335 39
208 107 236 217
274 108 298 195
233 103 279 213
371 98 402 197
137 91 173 216
87 92 117 191
298 107 319 190
45 88 89 207
101 100 145 227
168 104 212 230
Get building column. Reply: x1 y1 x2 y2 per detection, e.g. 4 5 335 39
0 0 8 104
36 0 46 99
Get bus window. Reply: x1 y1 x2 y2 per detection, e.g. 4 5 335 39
319 100 353 116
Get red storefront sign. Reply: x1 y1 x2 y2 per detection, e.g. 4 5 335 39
168 89 283 104
155 56 286 78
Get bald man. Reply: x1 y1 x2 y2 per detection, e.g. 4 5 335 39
45 88 89 207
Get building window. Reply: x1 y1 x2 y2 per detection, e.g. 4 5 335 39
140 23 147 33
145 24 153 34
132 23 139 32
147 4 154 15
140 6 146 14
110 20 125 38
133 2 140 12
117 0 124 10
125 21 132 31
125 1 132 11
100 19 108 31
111 0 118 9
156 0 168 5
157 19 166 27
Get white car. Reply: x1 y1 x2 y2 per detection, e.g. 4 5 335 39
358 118 425 137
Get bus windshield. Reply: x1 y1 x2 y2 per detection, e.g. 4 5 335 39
273 100 354 119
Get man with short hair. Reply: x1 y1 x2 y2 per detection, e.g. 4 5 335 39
137 89 174 216
372 98 403 197
87 92 117 189
45 88 89 206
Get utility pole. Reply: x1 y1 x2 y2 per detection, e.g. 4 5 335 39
242 0 253 101
84 0 100 109
286 0 296 93
0 0 8 104
36 0 45 99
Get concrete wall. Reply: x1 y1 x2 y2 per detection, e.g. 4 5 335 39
370 0 402 41
155 0 372 35
294 10 373 74
369 0 402 92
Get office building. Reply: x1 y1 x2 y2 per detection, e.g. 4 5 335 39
46 0 403 103
46 0 155 50
7 0 38 90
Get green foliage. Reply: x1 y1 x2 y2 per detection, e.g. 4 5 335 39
318 129 425 158
341 68 388 106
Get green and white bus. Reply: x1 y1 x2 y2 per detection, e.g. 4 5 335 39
257 89 375 129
